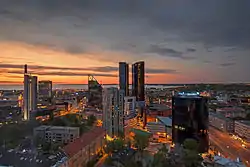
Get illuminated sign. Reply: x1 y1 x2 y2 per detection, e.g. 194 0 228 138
178 92 200 96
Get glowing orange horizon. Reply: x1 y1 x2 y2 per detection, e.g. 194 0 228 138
0 41 191 84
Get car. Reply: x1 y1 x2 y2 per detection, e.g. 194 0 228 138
8 149 14 153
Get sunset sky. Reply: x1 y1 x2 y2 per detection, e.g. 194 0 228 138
0 0 250 84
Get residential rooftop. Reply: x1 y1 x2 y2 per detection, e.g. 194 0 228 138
209 112 232 121
157 116 172 127
63 127 105 158
235 120 250 126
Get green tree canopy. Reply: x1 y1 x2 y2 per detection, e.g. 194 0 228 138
87 115 97 126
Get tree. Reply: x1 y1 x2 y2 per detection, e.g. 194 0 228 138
133 133 150 152
87 115 97 126
113 139 125 151
152 145 170 167
104 156 113 166
132 131 150 161
182 139 203 167
51 118 67 126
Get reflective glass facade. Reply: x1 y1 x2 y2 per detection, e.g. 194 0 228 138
172 96 209 153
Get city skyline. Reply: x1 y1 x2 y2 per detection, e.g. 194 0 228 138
1 1 250 84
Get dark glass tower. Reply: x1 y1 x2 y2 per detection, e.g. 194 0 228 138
132 61 145 101
38 80 53 104
88 74 103 109
172 94 209 153
119 62 129 96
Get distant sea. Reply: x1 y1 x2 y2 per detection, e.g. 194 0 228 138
0 84 184 90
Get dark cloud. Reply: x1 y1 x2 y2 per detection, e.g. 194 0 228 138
203 60 212 64
0 0 249 52
186 48 196 52
0 63 116 73
146 68 178 74
0 63 177 76
64 46 85 54
220 62 236 67
7 70 117 77
148 45 194 60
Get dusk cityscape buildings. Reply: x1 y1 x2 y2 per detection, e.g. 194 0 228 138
102 87 124 138
38 80 53 105
1 1 250 167
23 65 38 121
172 93 209 153
119 62 129 96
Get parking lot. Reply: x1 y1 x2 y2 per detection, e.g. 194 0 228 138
0 147 66 167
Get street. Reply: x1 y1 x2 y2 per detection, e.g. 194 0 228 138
95 154 108 167
209 126 250 166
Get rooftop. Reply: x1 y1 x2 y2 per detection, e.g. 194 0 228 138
157 116 172 127
217 107 245 112
63 127 105 158
235 120 250 126
209 112 232 121
214 156 245 167
34 125 79 131
130 128 152 136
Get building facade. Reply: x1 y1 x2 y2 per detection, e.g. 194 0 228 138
124 96 136 119
132 61 145 102
234 120 250 142
34 126 80 144
63 127 105 167
38 80 53 105
88 75 102 109
209 112 234 133
172 94 209 153
119 62 129 96
103 87 124 138
23 65 38 121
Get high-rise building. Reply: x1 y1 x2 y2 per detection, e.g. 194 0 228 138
124 96 136 119
102 87 124 138
132 61 145 101
119 62 129 96
31 76 38 111
172 93 209 153
132 61 145 125
23 65 38 120
38 80 53 104
88 75 102 109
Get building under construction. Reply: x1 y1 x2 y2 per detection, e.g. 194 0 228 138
87 75 103 109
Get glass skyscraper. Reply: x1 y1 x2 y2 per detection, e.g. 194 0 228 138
132 61 145 101
119 62 129 96
172 94 209 153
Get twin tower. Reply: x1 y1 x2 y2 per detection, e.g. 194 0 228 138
119 61 145 102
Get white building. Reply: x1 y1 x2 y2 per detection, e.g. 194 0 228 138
216 107 246 118
124 96 136 119
209 112 234 133
23 74 38 121
234 120 250 142
34 126 79 144
212 156 246 167
102 87 124 138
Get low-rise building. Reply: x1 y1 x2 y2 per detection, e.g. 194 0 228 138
234 120 250 142
63 127 105 167
216 107 246 118
211 156 245 167
145 116 172 141
34 126 79 144
209 112 234 133
156 116 172 138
